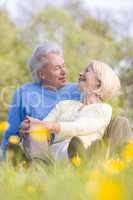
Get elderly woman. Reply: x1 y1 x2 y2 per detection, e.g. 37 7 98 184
27 60 121 162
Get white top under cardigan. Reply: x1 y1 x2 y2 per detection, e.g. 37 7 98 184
43 100 112 148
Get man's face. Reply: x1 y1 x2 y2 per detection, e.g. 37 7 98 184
39 53 67 90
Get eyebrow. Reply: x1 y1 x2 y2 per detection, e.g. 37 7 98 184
86 65 93 71
55 62 65 67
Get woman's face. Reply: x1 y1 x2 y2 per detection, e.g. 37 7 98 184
78 66 100 93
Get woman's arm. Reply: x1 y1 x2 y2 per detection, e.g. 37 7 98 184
30 103 112 138
28 101 63 133
29 119 61 133
29 103 112 139
58 104 112 138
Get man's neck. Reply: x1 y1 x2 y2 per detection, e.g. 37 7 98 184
42 84 65 91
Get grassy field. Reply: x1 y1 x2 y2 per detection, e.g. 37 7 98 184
0 123 133 200
0 143 133 200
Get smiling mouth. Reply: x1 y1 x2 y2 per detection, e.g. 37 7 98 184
78 77 86 82
59 76 67 82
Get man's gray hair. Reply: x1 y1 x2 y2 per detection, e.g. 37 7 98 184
28 41 63 82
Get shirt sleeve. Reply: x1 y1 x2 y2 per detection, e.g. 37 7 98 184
43 102 62 122
59 104 112 138
1 87 25 154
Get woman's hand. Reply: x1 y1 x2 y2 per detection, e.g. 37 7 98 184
28 116 61 134
43 121 61 133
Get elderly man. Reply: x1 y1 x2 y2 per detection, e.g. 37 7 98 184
1 41 80 160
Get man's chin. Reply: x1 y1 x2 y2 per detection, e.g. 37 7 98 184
58 80 67 88
61 81 67 86
62 78 67 83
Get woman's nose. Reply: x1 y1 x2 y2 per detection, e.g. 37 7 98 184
79 72 85 78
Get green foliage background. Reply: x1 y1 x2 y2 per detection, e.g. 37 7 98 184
0 5 132 122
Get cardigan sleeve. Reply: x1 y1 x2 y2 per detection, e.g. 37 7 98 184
59 103 112 139
43 102 62 122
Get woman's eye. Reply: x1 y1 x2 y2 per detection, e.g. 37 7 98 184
87 68 91 72
85 69 89 73
85 66 93 73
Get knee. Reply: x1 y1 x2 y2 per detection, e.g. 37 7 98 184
111 116 130 127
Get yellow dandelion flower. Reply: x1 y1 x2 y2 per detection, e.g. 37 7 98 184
8 135 20 145
71 154 81 167
104 159 126 174
121 141 133 162
22 161 29 169
97 179 125 200
26 185 36 193
30 125 50 142
0 121 9 132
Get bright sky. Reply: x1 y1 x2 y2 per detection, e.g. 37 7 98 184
84 0 133 10
1 0 133 18
0 0 133 37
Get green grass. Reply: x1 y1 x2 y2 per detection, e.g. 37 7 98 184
0 156 133 200
0 131 133 200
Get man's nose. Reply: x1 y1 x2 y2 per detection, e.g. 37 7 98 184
61 67 66 75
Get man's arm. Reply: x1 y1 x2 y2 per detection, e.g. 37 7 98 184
1 87 25 159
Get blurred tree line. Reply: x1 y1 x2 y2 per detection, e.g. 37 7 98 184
0 0 132 124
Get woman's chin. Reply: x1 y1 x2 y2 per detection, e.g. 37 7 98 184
78 82 85 92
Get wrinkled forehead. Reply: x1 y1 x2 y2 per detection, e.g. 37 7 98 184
46 53 64 66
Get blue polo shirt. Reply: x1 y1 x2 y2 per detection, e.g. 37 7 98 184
1 82 80 157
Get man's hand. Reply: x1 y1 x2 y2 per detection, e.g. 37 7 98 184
19 116 30 137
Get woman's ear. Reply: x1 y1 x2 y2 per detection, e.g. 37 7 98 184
97 79 101 89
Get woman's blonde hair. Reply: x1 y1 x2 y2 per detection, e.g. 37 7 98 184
88 60 121 100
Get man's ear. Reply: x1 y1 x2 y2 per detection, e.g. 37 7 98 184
37 69 45 80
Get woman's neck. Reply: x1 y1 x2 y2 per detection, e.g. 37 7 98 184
83 93 101 105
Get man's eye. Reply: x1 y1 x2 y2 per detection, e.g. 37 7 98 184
55 65 64 70
55 66 60 70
